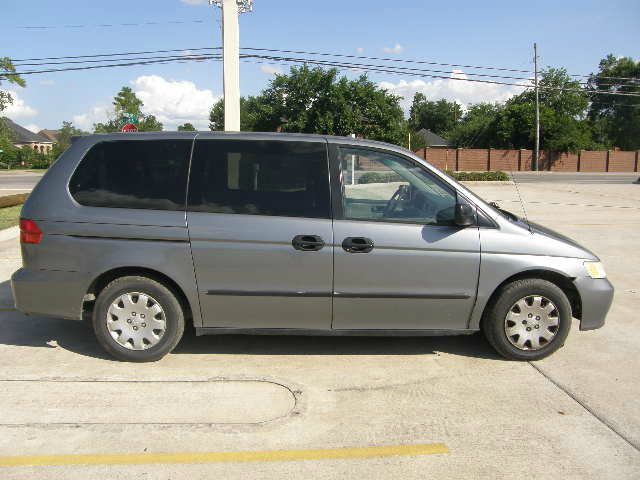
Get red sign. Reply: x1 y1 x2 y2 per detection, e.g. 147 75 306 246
121 123 138 133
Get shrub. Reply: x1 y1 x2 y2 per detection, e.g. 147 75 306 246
445 170 510 181
358 172 404 184
0 193 29 208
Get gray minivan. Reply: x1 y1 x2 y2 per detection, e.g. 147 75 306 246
12 132 614 362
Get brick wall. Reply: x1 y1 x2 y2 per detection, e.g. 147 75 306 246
579 151 607 172
609 150 636 172
415 147 639 172
489 149 519 171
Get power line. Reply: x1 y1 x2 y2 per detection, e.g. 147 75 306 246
8 45 640 83
16 19 206 30
10 47 221 63
3 51 640 98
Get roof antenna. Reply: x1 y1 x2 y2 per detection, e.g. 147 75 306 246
509 169 532 233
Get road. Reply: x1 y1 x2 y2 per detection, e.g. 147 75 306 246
0 181 638 479
511 171 639 184
0 172 42 194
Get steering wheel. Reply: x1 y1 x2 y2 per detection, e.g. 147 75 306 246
384 184 410 218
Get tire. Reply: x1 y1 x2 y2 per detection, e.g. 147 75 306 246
482 279 572 361
92 276 185 362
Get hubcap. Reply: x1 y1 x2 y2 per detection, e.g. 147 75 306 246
106 292 167 350
504 295 559 351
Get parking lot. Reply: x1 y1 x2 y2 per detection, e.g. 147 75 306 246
0 179 638 479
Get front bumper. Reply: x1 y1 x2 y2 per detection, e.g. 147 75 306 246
11 268 86 320
574 277 614 331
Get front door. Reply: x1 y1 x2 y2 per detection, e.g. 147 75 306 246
331 145 480 330
187 137 333 329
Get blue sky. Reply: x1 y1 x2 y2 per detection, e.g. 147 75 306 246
2 0 638 132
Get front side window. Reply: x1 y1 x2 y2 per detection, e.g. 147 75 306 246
188 140 330 218
339 146 457 225
69 140 192 211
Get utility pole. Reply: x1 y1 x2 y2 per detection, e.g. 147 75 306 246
533 42 540 172
210 0 253 131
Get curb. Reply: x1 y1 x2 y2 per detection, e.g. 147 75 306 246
0 226 19 242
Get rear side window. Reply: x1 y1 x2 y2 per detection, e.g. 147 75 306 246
69 140 192 211
188 140 330 218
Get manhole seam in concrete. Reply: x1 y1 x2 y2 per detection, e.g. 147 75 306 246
0 377 302 427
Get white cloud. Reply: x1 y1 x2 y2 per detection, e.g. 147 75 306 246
382 43 404 54
72 104 110 131
131 75 219 130
39 79 55 86
379 70 526 113
3 90 37 118
180 0 207 5
356 47 364 54
260 65 282 75
23 123 41 134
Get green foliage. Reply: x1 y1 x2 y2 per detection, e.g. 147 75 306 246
0 58 26 113
209 65 406 144
448 103 502 148
94 86 163 132
177 122 197 131
445 170 510 181
357 172 403 184
409 94 462 136
52 121 85 157
497 68 593 152
588 55 640 150
448 69 596 153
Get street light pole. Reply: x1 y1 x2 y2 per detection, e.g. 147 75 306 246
533 42 540 172
210 0 253 132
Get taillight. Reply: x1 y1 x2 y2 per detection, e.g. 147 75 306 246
20 219 42 244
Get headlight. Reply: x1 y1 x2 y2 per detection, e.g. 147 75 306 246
584 261 607 279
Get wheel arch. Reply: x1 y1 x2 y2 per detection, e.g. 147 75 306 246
480 269 582 326
84 266 194 323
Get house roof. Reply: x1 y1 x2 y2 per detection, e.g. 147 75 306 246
1 117 53 144
38 129 60 142
416 128 450 147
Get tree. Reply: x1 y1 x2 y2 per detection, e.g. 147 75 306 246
0 58 26 165
448 103 503 148
588 55 640 150
496 68 593 152
209 65 406 144
52 121 85 157
0 58 26 113
94 86 163 132
177 122 196 131
408 94 462 136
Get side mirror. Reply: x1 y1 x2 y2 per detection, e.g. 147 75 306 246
455 203 476 227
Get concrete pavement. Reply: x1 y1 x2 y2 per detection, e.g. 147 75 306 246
0 182 638 479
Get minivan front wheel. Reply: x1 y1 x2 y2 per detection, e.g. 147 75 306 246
482 279 572 361
93 276 185 362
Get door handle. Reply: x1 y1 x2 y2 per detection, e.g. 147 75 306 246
292 235 325 252
342 237 374 253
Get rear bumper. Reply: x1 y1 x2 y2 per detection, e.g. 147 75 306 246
11 268 86 320
574 277 614 331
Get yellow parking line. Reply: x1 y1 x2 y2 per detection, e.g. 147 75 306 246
0 308 15 312
0 443 448 468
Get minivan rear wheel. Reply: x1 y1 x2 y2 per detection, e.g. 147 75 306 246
482 279 572 361
93 276 185 362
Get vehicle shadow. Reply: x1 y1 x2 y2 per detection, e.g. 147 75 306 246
0 280 500 361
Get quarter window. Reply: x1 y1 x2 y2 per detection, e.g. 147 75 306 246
339 147 457 225
188 140 330 219
69 140 192 211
